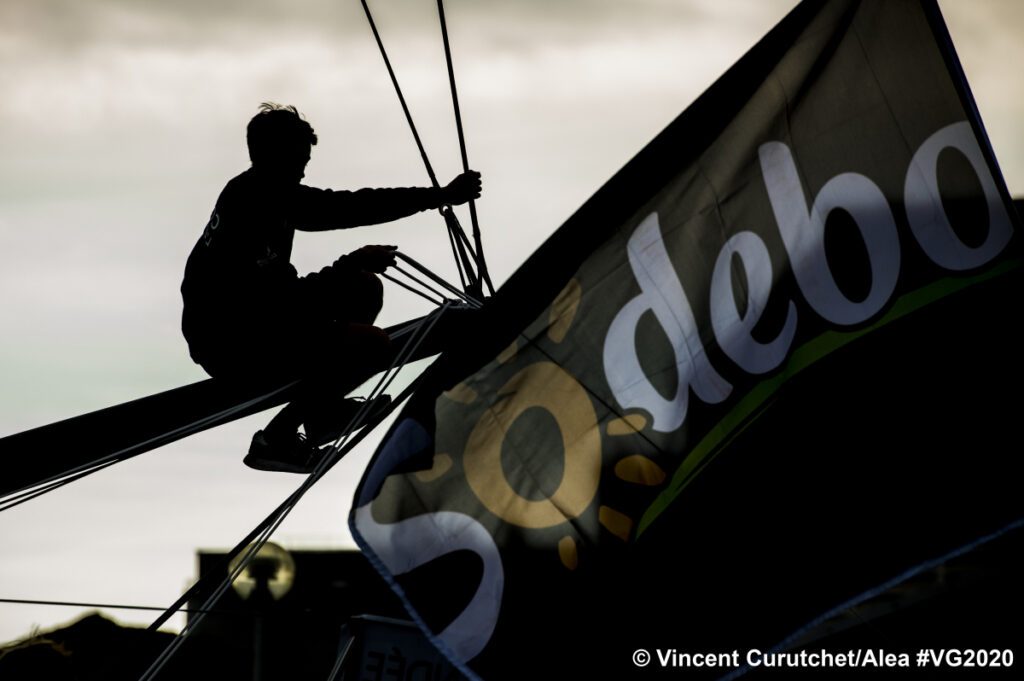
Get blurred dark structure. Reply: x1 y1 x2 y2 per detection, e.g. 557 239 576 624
0 613 175 681
184 547 462 680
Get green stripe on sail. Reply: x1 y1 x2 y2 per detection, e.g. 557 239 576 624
637 258 1022 538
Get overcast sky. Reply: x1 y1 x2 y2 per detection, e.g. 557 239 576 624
1 0 1021 644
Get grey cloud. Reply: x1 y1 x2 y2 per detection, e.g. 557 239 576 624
1 0 358 53
1 0 797 56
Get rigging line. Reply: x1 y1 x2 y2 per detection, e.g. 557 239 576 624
0 464 112 512
142 358 426 636
145 301 444 655
436 0 494 295
327 634 355 681
141 517 284 680
142 316 444 677
321 301 452 459
442 207 480 291
350 301 447 414
349 301 451 420
395 252 483 306
394 265 479 309
444 217 471 291
438 203 484 274
391 265 461 306
359 0 439 190
388 309 440 342
319 369 402 459
0 379 300 508
357 0 474 286
147 512 281 632
395 248 471 302
381 271 446 306
0 597 241 617
143 381 423 681
146 386 385 638
234 312 444 599
0 460 117 512
445 207 478 255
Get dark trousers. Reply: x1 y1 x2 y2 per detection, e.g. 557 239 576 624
192 266 392 435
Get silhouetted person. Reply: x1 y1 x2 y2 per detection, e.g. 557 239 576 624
181 103 481 472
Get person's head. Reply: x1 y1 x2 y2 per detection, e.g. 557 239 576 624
246 103 318 184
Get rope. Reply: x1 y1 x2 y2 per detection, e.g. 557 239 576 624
139 309 449 680
0 597 240 617
445 222 470 291
359 0 487 295
436 0 494 295
318 310 442 456
0 381 299 513
144 313 441 639
395 252 483 307
380 271 445 307
394 266 461 306
358 0 476 288
0 461 118 513
340 302 451 436
358 0 438 190
441 207 484 295
143 310 437 637
141 401 398 677
327 634 355 681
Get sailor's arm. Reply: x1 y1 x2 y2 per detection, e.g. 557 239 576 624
292 170 481 231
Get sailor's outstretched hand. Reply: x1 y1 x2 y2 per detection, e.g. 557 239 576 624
348 244 398 272
442 170 482 206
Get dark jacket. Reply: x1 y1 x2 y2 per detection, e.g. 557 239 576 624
181 168 441 370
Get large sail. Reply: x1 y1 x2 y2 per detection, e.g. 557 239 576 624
351 1 1023 678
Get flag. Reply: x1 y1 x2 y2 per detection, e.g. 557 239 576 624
352 2 1022 678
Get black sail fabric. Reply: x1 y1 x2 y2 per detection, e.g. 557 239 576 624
351 1 1023 678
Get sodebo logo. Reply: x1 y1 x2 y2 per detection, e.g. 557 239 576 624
356 120 1016 666
605 121 1014 433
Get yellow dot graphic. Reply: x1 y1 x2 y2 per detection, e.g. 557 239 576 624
614 455 666 487
463 361 601 529
607 413 648 436
547 278 582 344
443 382 478 405
558 536 578 571
497 340 518 364
599 506 633 541
415 453 453 483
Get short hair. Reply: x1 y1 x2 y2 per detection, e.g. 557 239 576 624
246 103 318 165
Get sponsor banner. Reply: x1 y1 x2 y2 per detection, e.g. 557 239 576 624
352 1 1022 678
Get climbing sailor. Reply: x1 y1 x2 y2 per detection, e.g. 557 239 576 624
180 103 482 472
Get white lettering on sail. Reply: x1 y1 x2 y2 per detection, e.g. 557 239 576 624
710 230 797 374
603 212 732 433
759 141 902 326
904 121 1013 271
602 120 1010 436
354 505 504 663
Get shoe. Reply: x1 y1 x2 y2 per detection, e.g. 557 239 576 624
304 394 393 447
244 429 325 474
